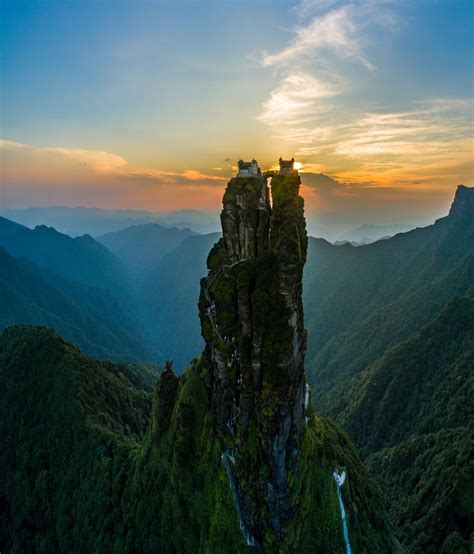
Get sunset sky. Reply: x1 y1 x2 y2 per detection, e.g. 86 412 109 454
1 0 473 225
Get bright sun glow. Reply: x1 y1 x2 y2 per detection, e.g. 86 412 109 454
294 162 303 169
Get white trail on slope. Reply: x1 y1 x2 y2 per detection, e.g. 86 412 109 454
332 469 352 554
222 452 259 549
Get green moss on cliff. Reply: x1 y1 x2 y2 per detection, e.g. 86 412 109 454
0 325 401 553
224 176 262 198
125 358 250 553
287 416 401 553
139 358 400 553
207 238 228 272
270 175 308 266
1 169 404 553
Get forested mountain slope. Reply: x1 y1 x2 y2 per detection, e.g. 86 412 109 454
0 217 128 293
0 326 159 552
0 325 399 553
0 173 401 553
0 247 159 362
303 185 473 409
302 185 474 553
336 298 473 453
342 299 473 553
98 223 195 279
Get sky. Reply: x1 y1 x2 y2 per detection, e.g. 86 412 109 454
1 0 473 227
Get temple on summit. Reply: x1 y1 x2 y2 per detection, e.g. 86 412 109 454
237 159 261 178
278 157 298 175
236 157 299 178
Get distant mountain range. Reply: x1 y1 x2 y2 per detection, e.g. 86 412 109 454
304 185 473 407
0 217 128 294
98 223 196 279
0 212 216 367
96 224 218 368
0 217 163 362
332 235 391 247
0 246 159 362
0 184 472 552
0 206 221 236
337 223 418 242
139 232 220 369
2 206 425 243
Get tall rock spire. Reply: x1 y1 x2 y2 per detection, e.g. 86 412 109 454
199 169 308 544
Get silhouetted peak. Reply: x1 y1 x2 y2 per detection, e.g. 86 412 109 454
449 184 473 217
0 217 26 232
34 224 60 235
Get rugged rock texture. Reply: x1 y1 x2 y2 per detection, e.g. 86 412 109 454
151 360 180 438
1 171 402 554
198 173 310 543
449 184 474 217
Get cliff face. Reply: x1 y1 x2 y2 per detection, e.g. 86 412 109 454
448 184 473 217
198 173 309 542
0 168 402 554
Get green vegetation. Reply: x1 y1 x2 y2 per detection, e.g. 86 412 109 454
302 188 474 552
335 298 474 553
285 416 401 553
304 208 473 407
141 232 220 369
0 326 158 553
336 298 473 454
223 176 262 202
189 173 400 551
3 181 470 552
367 429 473 554
270 175 308 267
0 247 159 362
0 325 400 553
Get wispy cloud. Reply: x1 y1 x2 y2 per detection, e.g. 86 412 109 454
0 140 226 185
258 73 342 126
334 99 474 183
262 4 379 69
294 0 340 18
181 170 225 181
258 1 473 193
0 140 128 172
258 0 392 160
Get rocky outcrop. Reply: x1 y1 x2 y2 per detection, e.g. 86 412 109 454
198 172 308 544
448 184 473 217
0 175 402 554
151 359 179 438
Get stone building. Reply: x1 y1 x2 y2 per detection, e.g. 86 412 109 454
236 157 299 178
279 157 298 175
237 159 261 178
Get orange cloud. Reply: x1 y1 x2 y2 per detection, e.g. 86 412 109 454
0 139 230 211
181 170 226 181
0 139 227 185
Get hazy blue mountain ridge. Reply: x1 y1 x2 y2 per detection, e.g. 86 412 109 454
0 217 129 295
0 247 160 362
98 223 196 279
303 185 474 405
